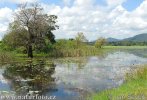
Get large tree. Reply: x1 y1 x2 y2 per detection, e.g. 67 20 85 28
6 3 58 58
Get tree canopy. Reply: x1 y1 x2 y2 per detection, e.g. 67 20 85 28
95 37 106 48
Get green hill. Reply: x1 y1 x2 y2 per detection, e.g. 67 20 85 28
122 33 147 42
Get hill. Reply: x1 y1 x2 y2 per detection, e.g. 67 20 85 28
122 33 147 42
107 38 120 42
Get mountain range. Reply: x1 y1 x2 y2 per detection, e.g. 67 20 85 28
107 33 147 42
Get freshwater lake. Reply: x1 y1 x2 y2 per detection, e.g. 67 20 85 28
0 49 147 100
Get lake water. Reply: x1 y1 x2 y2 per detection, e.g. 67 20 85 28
0 49 147 100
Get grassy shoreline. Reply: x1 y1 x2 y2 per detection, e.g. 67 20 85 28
104 46 147 49
91 65 147 100
1 45 147 63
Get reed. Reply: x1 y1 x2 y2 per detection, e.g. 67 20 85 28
91 66 147 100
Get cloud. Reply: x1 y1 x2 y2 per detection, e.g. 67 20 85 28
0 0 146 40
0 0 38 4
63 0 72 5
0 7 13 40
106 0 127 7
51 0 147 40
110 0 147 38
9 0 38 4
0 7 13 22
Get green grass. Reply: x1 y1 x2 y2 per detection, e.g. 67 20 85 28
91 66 147 100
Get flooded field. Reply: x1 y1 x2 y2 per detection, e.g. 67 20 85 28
0 49 147 100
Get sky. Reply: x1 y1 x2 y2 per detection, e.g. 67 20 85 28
0 0 146 41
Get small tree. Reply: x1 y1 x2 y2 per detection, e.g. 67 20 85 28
75 32 87 48
95 37 106 48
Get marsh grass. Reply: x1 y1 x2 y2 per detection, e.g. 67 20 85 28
125 66 147 81
91 66 147 100
0 51 16 64
47 46 108 57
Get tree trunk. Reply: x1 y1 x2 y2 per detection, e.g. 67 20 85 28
28 44 33 58
28 27 33 58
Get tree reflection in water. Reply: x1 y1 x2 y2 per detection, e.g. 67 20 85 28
3 60 56 96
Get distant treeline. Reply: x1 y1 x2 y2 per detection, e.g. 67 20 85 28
106 41 147 46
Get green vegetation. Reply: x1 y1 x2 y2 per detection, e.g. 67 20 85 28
1 3 147 59
0 51 16 64
47 38 106 57
0 42 15 64
107 41 147 46
0 2 147 100
104 46 147 49
1 23 107 58
95 37 106 48
3 3 58 58
1 3 107 58
91 65 147 100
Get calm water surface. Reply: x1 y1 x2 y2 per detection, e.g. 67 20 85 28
0 49 147 100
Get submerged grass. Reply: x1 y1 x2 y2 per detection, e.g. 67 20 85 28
91 66 147 100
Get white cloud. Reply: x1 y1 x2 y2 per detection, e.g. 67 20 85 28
106 0 127 8
0 7 13 22
0 7 13 40
74 0 94 7
0 0 147 40
52 0 147 40
109 0 147 38
9 0 38 4
0 0 38 4
63 0 72 5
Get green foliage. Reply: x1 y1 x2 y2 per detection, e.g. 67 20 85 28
0 42 2 49
46 39 104 57
1 31 109 58
2 29 28 50
95 37 106 48
15 46 27 54
54 33 88 50
2 3 58 58
54 39 77 49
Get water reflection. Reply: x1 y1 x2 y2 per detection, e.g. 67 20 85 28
3 60 56 96
53 51 147 94
123 49 147 58
1 50 147 100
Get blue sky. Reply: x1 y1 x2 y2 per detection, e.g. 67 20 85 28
122 0 144 11
0 0 146 40
0 0 143 11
